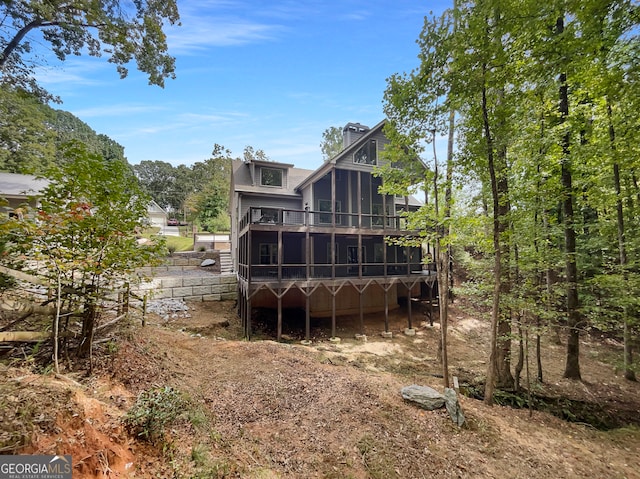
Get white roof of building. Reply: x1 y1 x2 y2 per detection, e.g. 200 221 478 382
0 172 48 199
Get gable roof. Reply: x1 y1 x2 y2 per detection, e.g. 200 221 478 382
147 200 166 214
230 119 422 207
294 119 387 191
231 159 313 198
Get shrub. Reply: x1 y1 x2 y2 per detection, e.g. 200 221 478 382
123 386 186 445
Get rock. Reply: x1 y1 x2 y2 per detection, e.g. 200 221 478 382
402 385 466 427
401 385 445 410
444 388 466 427
201 258 215 267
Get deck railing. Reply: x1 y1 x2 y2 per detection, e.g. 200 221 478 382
240 207 410 231
243 261 424 282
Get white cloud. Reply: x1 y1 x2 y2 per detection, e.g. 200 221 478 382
166 14 283 53
35 61 108 87
70 104 166 118
337 12 371 21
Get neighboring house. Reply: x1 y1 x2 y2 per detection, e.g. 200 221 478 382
147 200 167 227
0 173 167 230
231 121 437 340
0 172 49 213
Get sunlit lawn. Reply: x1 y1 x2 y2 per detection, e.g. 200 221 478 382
141 227 194 252
164 235 194 252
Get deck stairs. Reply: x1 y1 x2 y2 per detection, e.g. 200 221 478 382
219 250 234 274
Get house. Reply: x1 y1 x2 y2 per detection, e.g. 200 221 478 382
147 200 167 228
0 172 49 213
230 121 437 340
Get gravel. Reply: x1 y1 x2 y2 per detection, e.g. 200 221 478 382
146 298 191 321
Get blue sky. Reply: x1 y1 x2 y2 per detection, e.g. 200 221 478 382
36 1 448 170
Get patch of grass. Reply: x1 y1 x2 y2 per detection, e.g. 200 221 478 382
191 443 209 466
188 407 209 430
164 235 194 252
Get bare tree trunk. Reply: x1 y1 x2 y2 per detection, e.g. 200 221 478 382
433 119 454 389
536 316 543 383
514 321 524 393
609 100 637 382
482 73 514 402
557 16 581 381
53 275 62 374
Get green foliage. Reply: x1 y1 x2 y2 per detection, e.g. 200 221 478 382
135 144 233 231
134 160 181 211
242 145 270 162
0 87 56 173
382 0 640 381
0 85 127 174
0 141 164 359
123 386 187 445
320 126 344 160
0 0 180 99
197 192 227 232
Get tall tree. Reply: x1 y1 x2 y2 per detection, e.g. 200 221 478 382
190 144 232 231
0 86 56 172
384 0 640 399
382 9 456 389
0 0 180 99
320 126 344 161
0 85 126 173
243 145 270 163
133 160 178 211
2 141 162 367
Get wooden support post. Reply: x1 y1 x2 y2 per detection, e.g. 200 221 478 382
384 284 389 332
428 280 434 327
305 290 311 341
331 287 337 339
407 284 413 330
359 287 364 335
117 291 123 316
247 297 252 340
278 229 283 281
277 294 282 341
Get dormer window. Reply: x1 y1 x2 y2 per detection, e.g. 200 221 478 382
353 139 377 165
261 167 283 187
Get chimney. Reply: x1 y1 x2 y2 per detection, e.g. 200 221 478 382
342 122 370 147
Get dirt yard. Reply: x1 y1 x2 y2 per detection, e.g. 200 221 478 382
1 299 639 478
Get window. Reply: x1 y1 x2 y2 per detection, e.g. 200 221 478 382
318 199 341 224
259 243 277 264
353 139 377 165
372 203 383 227
261 167 283 187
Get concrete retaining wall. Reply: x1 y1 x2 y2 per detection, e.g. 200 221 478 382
135 252 237 302
136 273 237 302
